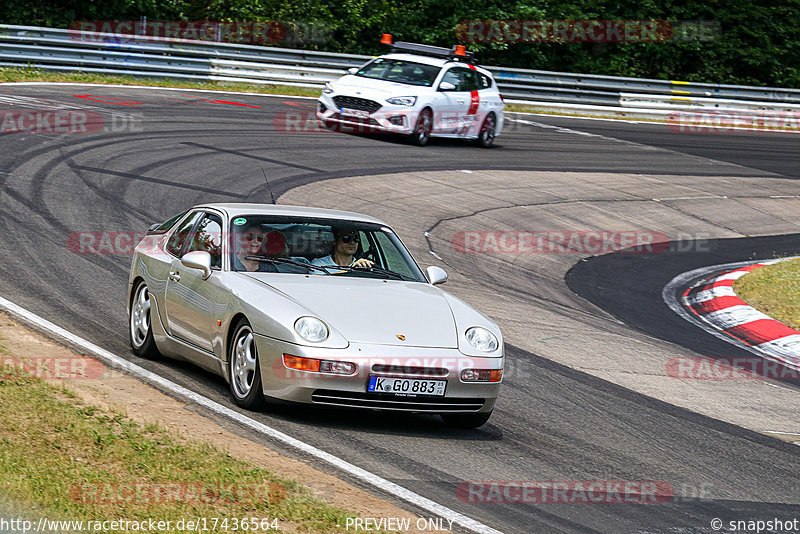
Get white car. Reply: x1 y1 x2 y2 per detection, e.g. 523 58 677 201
316 40 504 147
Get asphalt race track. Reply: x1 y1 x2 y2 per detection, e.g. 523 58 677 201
1 85 799 533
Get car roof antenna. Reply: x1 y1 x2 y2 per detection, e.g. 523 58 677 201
261 168 277 204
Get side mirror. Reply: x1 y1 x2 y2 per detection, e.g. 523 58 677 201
438 81 456 92
346 67 358 75
182 250 212 280
426 266 448 285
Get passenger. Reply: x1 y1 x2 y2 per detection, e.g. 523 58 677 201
234 225 287 272
312 228 374 269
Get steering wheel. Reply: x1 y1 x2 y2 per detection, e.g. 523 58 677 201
356 248 378 263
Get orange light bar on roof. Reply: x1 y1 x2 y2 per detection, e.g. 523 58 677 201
454 45 467 56
381 33 392 45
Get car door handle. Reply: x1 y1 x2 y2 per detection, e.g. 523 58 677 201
457 99 465 104
169 271 181 282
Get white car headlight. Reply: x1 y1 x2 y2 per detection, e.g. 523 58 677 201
295 317 329 342
322 82 334 95
465 327 499 352
386 96 417 106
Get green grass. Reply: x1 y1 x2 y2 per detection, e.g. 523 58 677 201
0 366 361 532
734 258 800 330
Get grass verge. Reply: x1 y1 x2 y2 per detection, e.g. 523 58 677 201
0 66 660 121
0 362 359 532
733 258 800 331
0 66 321 98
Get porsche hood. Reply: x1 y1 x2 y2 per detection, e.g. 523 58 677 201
244 275 458 348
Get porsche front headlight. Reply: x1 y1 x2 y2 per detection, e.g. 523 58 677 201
465 327 499 352
295 316 329 343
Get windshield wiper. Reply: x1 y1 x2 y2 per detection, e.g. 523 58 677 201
245 256 331 274
327 264 406 280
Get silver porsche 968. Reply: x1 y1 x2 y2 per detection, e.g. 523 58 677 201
127 203 503 427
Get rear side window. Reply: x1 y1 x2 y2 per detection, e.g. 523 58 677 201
462 70 482 92
479 73 493 89
441 68 466 91
165 211 202 257
149 210 188 234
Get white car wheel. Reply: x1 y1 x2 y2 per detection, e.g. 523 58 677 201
229 318 266 409
129 281 160 359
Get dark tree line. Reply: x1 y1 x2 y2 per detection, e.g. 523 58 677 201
3 0 798 87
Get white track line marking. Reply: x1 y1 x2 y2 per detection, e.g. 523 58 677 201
0 294 502 534
652 195 728 201
714 270 755 282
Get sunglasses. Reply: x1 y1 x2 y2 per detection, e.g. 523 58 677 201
340 234 360 243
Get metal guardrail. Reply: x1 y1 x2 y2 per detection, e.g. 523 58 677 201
2 24 799 114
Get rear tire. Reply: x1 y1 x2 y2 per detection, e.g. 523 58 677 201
441 411 492 429
228 318 266 410
410 108 433 146
129 280 160 359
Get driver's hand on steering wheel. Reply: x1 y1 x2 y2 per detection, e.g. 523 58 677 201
352 258 374 268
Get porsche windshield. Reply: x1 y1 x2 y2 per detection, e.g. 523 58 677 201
229 216 427 281
354 58 441 87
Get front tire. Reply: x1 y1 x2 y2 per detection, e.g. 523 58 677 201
129 281 160 359
229 318 266 410
441 411 492 429
410 108 433 146
476 113 496 148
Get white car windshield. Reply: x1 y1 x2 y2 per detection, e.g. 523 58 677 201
354 58 441 87
229 216 427 281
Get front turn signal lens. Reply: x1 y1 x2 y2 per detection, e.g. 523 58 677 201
283 354 321 372
461 368 503 382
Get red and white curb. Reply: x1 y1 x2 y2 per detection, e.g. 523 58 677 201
680 258 800 371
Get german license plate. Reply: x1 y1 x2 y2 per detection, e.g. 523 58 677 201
340 107 370 118
367 376 446 396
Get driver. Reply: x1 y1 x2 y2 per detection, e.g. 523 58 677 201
312 228 374 269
